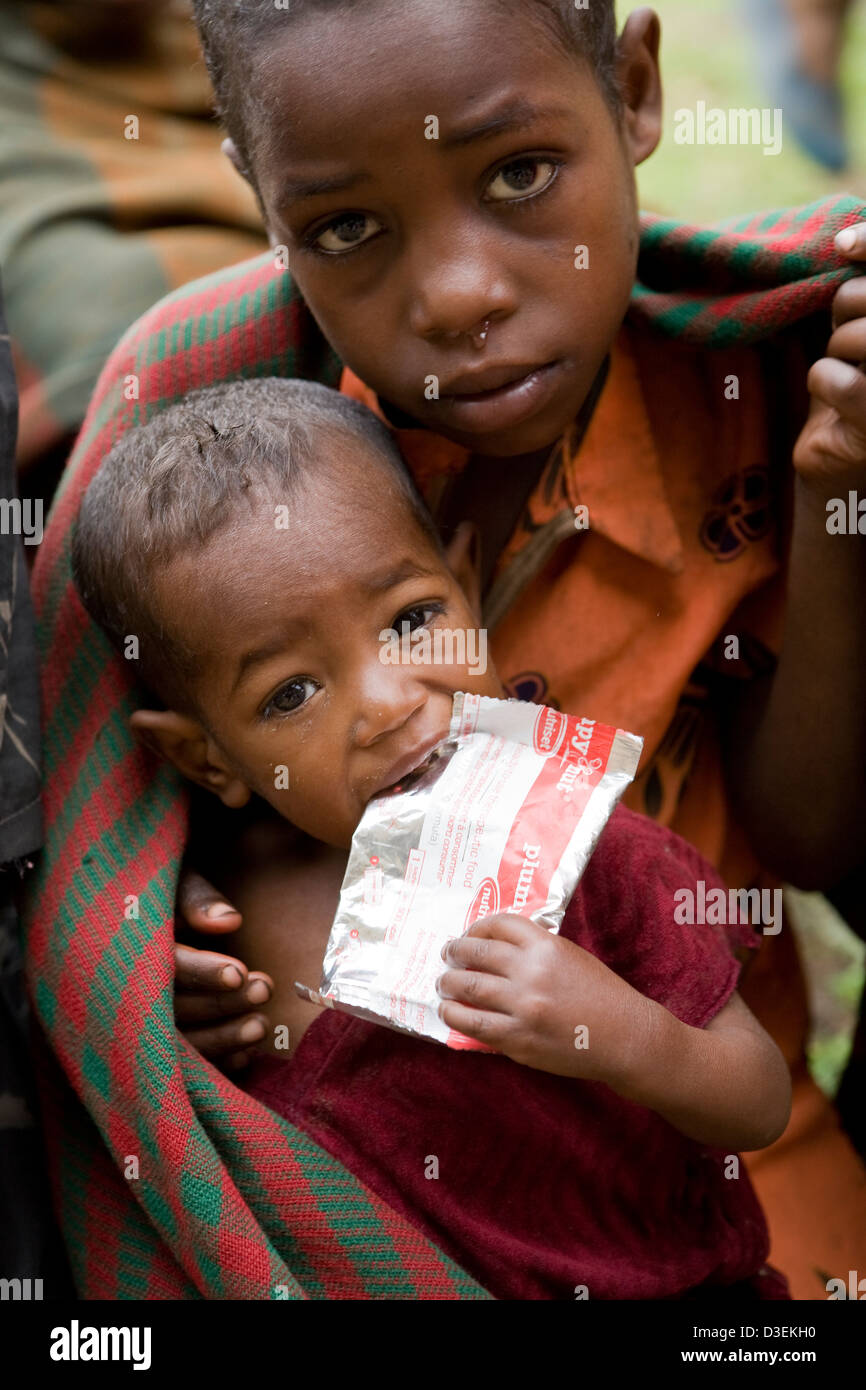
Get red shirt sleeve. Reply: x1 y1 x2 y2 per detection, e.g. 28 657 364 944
561 806 761 1030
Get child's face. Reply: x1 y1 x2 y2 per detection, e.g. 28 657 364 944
137 442 502 849
241 1 660 459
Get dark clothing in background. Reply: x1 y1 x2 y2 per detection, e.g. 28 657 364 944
0 282 71 1295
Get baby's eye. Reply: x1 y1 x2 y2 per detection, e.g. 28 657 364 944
311 212 383 254
397 603 444 633
265 677 320 717
485 158 559 203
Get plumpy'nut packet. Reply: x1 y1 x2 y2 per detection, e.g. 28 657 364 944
295 694 643 1049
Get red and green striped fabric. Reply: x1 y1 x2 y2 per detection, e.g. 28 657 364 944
24 194 864 1299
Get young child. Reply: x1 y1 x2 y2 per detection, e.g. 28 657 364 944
71 375 793 1301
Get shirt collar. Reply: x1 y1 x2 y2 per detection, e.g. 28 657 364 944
561 329 684 575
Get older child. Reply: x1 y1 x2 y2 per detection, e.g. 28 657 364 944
29 1 866 1298
71 375 792 1300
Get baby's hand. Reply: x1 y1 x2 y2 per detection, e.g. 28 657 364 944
793 224 866 491
436 914 655 1083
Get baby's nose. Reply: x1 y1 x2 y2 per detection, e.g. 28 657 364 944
353 661 427 747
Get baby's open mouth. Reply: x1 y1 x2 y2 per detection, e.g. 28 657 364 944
375 744 444 798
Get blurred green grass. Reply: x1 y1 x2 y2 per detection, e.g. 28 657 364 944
637 0 866 221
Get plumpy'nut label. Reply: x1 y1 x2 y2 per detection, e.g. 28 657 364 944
295 694 643 1049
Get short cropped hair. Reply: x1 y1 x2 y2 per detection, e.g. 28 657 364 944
72 377 439 711
192 0 620 187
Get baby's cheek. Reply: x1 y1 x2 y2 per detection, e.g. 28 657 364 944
267 775 357 850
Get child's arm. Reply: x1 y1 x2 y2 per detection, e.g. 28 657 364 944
437 913 792 1152
725 223 866 889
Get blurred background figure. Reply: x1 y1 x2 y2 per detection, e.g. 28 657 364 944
640 0 864 220
744 0 856 172
0 0 266 500
0 280 71 1296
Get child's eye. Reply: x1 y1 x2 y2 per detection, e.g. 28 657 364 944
396 602 445 633
485 158 560 203
309 212 383 254
264 677 320 717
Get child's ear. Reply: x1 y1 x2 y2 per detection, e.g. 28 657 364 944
221 138 246 181
615 8 663 167
128 709 252 810
222 137 280 249
444 521 482 620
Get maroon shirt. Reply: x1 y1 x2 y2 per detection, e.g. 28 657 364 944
246 807 790 1300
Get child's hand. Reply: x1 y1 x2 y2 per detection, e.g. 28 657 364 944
174 867 273 1070
436 913 654 1084
793 224 866 491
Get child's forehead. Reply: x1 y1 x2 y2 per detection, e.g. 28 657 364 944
162 477 444 648
253 0 589 153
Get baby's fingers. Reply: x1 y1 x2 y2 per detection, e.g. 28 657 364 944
440 932 514 975
437 998 505 1047
437 965 512 1013
463 911 540 945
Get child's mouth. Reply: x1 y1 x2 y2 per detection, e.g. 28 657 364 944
373 742 445 799
437 359 564 435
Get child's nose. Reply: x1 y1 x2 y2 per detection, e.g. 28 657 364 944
406 232 516 342
352 661 427 748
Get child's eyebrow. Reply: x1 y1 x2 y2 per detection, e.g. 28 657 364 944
440 97 573 150
361 559 442 596
276 98 572 205
276 170 367 205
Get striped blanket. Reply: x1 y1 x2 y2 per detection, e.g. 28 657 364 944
23 194 864 1298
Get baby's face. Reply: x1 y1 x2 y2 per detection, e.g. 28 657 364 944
153 446 502 848
246 0 659 460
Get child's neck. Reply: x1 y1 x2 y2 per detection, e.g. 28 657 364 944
440 447 552 595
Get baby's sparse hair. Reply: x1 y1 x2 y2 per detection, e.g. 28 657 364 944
192 0 620 188
71 377 440 712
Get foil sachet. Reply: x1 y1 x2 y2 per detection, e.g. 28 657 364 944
295 693 643 1049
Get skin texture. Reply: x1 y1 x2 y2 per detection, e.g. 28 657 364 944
153 447 790 1148
176 1 866 1053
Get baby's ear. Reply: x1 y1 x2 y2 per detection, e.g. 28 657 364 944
128 709 251 810
444 521 482 620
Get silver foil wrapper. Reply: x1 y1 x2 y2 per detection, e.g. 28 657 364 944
296 693 643 1049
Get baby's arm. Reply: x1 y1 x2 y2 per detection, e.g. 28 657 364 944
610 987 791 1151
437 913 791 1151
